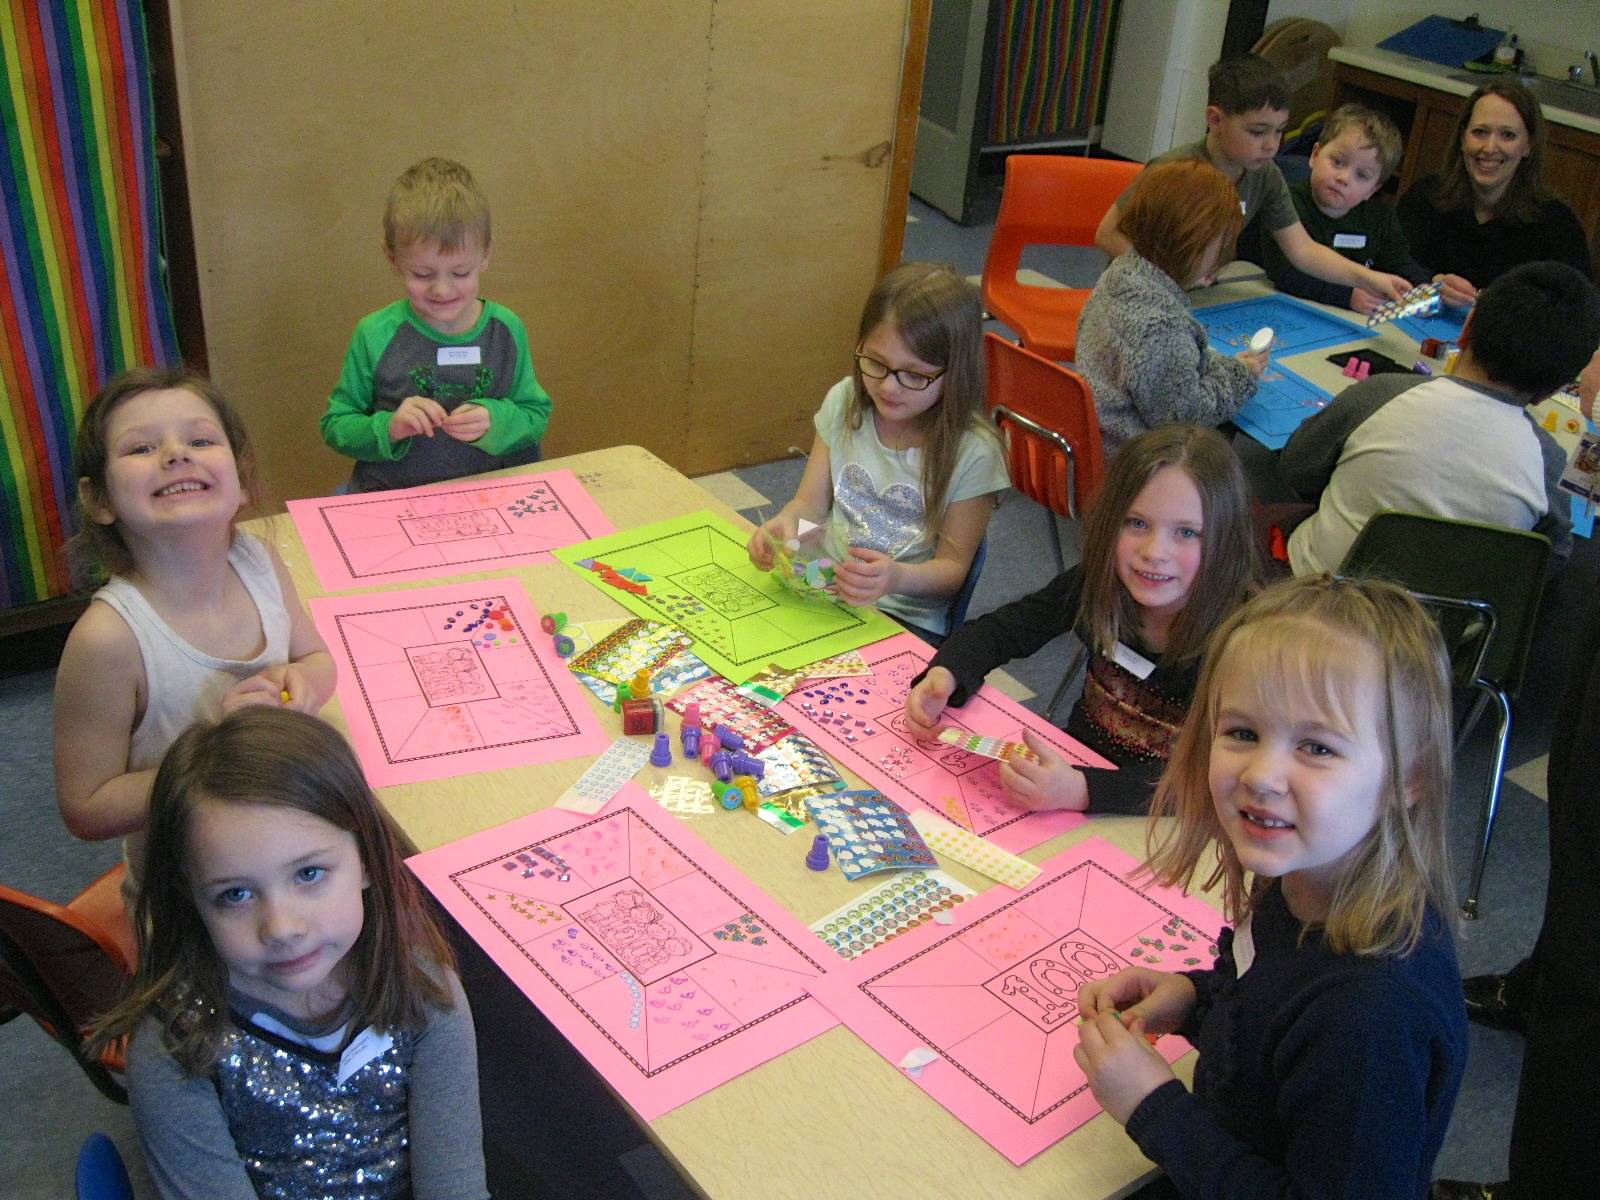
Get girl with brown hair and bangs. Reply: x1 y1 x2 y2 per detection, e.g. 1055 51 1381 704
93 707 487 1200
1075 159 1269 458
905 425 1258 814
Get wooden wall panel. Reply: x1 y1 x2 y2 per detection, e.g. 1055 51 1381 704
166 1 920 503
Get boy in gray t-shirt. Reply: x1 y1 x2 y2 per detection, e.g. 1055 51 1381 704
1096 55 1409 304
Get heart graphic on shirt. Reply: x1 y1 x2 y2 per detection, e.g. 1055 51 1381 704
835 463 925 559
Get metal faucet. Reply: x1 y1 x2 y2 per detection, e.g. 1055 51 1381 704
1571 50 1600 87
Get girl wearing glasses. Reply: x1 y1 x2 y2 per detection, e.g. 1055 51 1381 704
1076 159 1269 458
748 261 1008 642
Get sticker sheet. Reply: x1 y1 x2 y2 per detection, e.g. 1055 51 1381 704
666 676 796 754
805 791 938 879
568 619 695 688
553 511 902 683
310 580 611 787
777 634 1113 854
810 869 976 960
805 837 1223 1165
289 470 613 591
407 792 839 1120
754 734 844 799
556 738 655 814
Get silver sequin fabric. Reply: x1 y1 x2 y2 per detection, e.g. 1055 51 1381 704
214 1021 414 1200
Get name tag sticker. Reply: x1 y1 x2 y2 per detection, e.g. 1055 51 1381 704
1111 641 1157 680
337 1025 394 1085
437 346 481 366
1332 233 1368 249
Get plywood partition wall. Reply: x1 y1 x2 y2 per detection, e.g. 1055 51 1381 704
167 2 926 503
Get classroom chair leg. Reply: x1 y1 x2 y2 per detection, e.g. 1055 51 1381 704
1462 684 1513 921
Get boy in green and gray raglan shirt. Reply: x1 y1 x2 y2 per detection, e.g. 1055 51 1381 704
321 158 551 493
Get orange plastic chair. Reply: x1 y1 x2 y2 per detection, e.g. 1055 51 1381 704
985 332 1105 572
0 864 137 1103
985 333 1106 717
981 155 1143 362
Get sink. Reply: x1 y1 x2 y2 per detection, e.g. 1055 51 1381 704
1446 71 1600 120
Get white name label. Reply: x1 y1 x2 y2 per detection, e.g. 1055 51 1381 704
1111 641 1157 679
337 1025 395 1085
1332 232 1368 249
437 346 481 366
1239 200 1248 215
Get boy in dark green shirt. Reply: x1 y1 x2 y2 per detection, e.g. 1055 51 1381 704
1264 105 1429 314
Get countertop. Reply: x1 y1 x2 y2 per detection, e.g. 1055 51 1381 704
1329 45 1600 136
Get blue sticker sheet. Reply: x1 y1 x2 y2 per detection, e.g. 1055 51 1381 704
1396 306 1468 345
1232 361 1334 451
803 790 937 881
1193 295 1371 357
1571 496 1594 540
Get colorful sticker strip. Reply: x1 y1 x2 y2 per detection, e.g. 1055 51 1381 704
666 676 796 754
735 651 875 706
909 810 1042 890
809 869 976 959
804 791 938 880
556 737 655 814
935 727 1035 763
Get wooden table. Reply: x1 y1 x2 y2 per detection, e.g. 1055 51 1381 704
250 444 1209 1200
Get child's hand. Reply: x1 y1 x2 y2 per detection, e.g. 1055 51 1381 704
747 514 798 570
1073 1011 1178 1125
1362 270 1411 302
833 547 899 607
1435 273 1477 309
255 664 324 714
441 402 491 442
221 673 290 714
1236 347 1269 378
904 666 957 735
999 729 1089 811
1578 347 1600 420
389 395 447 441
1078 967 1197 1035
1349 287 1384 317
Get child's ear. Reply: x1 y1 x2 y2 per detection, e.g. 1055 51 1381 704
1204 105 1224 132
78 477 115 526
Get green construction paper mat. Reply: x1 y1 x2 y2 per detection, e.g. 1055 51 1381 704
554 511 901 683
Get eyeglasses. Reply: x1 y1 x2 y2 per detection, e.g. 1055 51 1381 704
854 352 945 392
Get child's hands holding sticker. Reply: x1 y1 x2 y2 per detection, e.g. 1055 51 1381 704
999 730 1088 810
1078 967 1197 1035
833 546 899 607
441 402 490 442
389 395 447 441
1074 1010 1178 1125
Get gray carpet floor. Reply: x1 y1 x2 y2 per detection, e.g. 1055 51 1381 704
0 179 1564 1196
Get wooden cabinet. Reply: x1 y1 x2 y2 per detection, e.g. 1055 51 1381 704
1331 62 1600 272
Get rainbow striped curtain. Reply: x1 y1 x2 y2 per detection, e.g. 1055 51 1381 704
988 0 1120 145
1 0 178 609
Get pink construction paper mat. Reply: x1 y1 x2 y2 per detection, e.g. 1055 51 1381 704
407 787 839 1121
778 633 1114 853
806 836 1223 1165
310 579 610 787
288 469 613 591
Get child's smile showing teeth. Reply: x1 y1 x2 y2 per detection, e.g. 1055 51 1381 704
155 479 209 497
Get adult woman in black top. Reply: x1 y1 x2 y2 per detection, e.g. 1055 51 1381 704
1398 80 1591 309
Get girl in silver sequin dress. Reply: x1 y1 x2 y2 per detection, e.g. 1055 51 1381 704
94 707 488 1200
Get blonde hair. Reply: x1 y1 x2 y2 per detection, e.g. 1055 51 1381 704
1077 425 1258 665
1145 575 1457 956
1318 103 1404 183
383 157 490 253
845 261 996 542
91 708 455 1074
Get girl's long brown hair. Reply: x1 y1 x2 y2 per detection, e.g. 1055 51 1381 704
846 261 997 546
91 708 455 1074
1144 575 1458 956
1076 425 1258 664
1429 81 1552 223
